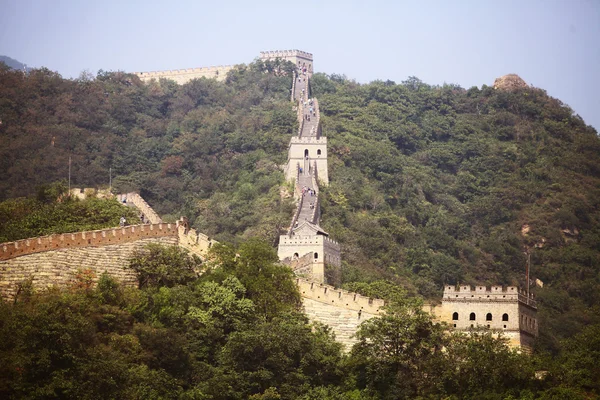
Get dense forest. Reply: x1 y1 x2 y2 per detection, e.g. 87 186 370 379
0 182 139 243
0 60 599 397
1 242 598 399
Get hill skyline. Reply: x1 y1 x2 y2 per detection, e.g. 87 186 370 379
0 55 29 71
1 0 598 131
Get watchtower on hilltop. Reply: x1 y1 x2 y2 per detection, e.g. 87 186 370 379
427 285 538 352
135 49 314 85
260 50 313 76
277 52 340 285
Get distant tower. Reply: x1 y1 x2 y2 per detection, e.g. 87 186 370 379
430 285 538 353
285 136 329 186
277 50 339 285
259 50 314 76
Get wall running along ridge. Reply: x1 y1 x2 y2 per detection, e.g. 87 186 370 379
1 53 539 353
278 52 339 284
297 278 384 349
0 223 178 261
0 235 178 299
135 49 314 86
135 66 235 84
118 192 163 223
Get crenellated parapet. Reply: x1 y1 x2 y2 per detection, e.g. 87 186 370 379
135 65 235 84
0 224 179 261
433 284 539 352
290 136 327 145
279 234 339 248
261 49 313 77
133 49 313 86
260 50 313 60
443 284 536 308
118 192 163 224
291 71 297 102
296 277 384 314
177 225 218 259
313 98 321 121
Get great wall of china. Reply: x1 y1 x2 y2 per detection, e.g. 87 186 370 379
0 50 537 351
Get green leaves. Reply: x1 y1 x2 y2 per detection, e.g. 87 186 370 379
129 244 201 289
0 191 139 242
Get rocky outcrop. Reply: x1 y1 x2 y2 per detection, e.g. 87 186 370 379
493 74 528 91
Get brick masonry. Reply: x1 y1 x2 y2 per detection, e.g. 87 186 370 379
0 236 177 299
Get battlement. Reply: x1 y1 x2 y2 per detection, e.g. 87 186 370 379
313 98 320 120
135 65 235 84
443 285 536 308
0 223 178 261
279 234 338 247
290 136 327 145
288 190 306 233
296 277 384 314
118 192 162 224
177 226 217 259
260 50 313 61
136 65 234 78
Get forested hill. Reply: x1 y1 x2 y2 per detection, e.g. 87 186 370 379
0 55 29 71
1 62 599 352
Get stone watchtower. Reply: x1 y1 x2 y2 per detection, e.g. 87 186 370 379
260 50 314 76
285 136 329 186
428 285 538 352
277 51 340 285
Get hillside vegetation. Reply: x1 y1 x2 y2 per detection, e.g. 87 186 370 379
0 62 599 357
2 243 597 399
0 181 140 243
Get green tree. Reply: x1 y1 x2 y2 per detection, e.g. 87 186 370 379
349 299 446 399
129 244 201 288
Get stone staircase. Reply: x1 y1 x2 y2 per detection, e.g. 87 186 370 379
278 63 341 285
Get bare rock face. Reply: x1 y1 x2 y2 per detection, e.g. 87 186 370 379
493 74 528 91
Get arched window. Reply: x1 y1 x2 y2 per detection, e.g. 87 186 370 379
314 252 318 259
317 149 322 156
469 312 476 321
502 313 509 321
304 149 309 158
293 252 299 259
486 313 493 321
452 312 458 321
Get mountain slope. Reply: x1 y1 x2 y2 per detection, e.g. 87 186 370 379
0 65 598 352
0 55 29 71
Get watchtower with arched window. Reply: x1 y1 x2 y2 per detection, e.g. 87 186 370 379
286 137 329 185
433 284 538 353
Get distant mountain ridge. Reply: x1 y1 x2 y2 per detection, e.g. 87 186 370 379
0 55 30 71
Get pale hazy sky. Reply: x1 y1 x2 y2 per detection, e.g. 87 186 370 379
1 0 599 131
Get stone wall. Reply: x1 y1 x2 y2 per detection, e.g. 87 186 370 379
278 234 341 284
118 193 163 223
0 236 178 299
0 223 178 261
285 137 329 185
177 225 218 259
431 284 538 351
134 49 314 86
260 50 313 76
297 278 384 350
135 65 235 85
